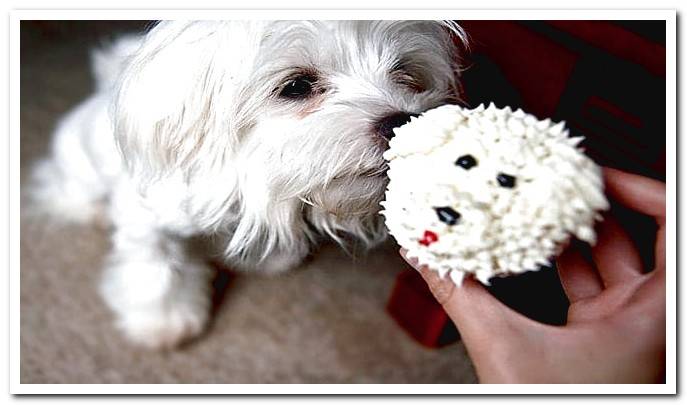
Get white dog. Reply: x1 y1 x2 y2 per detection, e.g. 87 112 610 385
31 20 465 349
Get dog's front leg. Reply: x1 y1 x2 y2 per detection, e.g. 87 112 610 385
99 182 213 349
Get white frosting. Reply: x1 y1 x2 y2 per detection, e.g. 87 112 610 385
380 103 609 286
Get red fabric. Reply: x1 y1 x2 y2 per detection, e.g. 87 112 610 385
548 20 666 78
585 95 644 129
386 269 451 348
460 20 578 119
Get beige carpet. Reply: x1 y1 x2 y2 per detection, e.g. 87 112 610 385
19 21 477 384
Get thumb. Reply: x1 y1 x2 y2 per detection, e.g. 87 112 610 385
400 250 552 384
400 249 531 334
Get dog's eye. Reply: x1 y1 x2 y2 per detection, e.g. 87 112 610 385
391 60 426 93
393 71 426 93
279 74 318 99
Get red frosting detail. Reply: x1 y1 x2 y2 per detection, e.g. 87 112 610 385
419 230 439 246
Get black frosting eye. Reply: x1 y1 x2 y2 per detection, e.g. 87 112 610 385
434 206 461 225
455 154 478 170
496 173 517 188
279 74 317 99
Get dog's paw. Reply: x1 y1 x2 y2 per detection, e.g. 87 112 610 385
100 248 214 350
114 297 210 350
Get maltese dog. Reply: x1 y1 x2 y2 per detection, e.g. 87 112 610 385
31 20 465 349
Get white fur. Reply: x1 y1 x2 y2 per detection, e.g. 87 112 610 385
31 20 465 349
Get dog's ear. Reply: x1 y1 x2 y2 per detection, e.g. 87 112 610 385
438 20 470 102
113 21 251 185
377 20 468 104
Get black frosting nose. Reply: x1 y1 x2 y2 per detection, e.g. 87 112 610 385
376 112 418 140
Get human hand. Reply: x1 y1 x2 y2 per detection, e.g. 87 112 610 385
401 167 666 383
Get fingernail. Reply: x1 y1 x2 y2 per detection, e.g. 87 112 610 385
418 267 456 305
399 249 419 268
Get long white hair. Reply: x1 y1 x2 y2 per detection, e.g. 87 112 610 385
112 20 466 267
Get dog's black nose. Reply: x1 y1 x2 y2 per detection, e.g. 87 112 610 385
376 112 418 140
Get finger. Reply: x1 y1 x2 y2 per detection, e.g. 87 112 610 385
400 248 498 314
603 167 665 219
556 242 603 302
623 261 665 315
399 249 538 330
592 215 644 286
655 223 666 272
414 271 547 384
439 276 514 327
